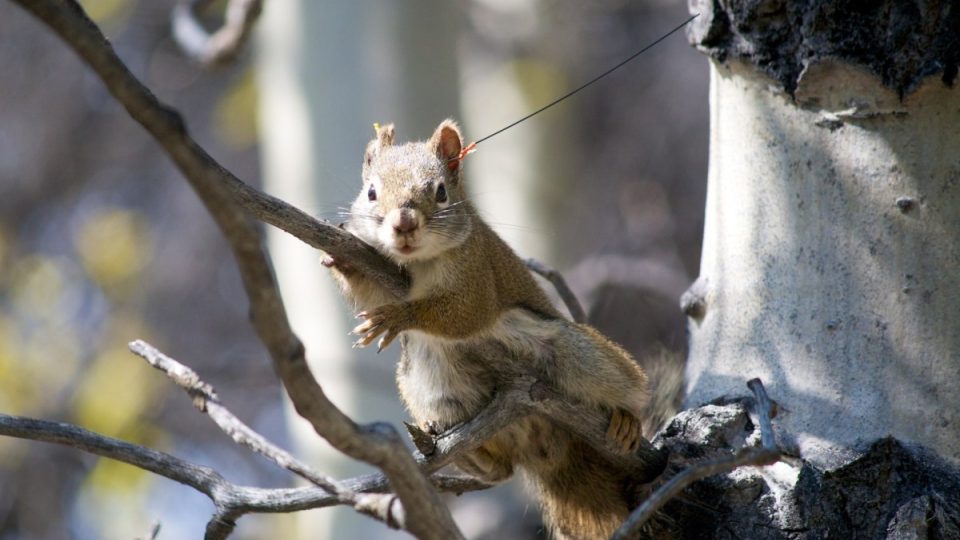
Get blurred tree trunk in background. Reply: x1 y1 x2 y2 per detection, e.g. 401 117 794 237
255 1 463 538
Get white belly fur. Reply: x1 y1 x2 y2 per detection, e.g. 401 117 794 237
400 308 561 424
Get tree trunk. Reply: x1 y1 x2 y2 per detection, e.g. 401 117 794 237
675 0 960 536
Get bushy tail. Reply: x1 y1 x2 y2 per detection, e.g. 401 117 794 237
638 346 686 438
523 348 685 539
525 435 636 540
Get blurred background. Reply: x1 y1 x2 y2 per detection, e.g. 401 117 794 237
0 0 707 538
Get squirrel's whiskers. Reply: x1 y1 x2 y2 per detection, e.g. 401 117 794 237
324 120 679 540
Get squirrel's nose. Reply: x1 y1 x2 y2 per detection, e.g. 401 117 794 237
392 210 419 234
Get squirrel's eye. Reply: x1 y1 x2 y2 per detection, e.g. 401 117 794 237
436 183 447 203
367 184 377 202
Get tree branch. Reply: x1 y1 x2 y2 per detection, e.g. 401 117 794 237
0 412 489 538
8 1 456 538
172 0 262 66
612 378 781 539
129 337 661 510
127 338 496 530
0 412 343 539
7 2 681 537
128 339 348 497
409 376 667 481
525 258 587 323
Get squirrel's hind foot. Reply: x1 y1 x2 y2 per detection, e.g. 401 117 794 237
607 408 643 454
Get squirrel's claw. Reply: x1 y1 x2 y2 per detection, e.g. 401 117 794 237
377 329 400 352
352 307 406 351
352 313 387 348
607 408 643 455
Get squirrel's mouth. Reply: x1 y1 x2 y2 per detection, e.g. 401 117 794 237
397 245 418 255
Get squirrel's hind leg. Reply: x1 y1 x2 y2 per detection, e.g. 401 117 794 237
454 437 515 484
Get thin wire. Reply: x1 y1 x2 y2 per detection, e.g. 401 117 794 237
471 13 700 147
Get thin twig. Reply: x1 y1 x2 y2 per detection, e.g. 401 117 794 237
8 1 459 538
410 376 666 480
128 340 350 498
525 258 588 323
172 0 263 65
0 413 226 495
143 522 162 540
612 378 781 539
128 339 498 530
0 413 488 519
747 377 777 450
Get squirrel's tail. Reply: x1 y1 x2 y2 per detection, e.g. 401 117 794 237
524 434 636 540
523 348 685 539
639 346 686 438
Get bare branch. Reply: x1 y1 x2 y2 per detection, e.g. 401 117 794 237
525 258 588 323
747 377 777 450
527 380 667 479
412 376 666 480
172 0 262 66
0 412 489 532
128 339 497 531
140 522 161 540
8 1 457 538
7 2 684 537
612 378 782 539
0 413 227 496
128 339 350 497
205 512 237 540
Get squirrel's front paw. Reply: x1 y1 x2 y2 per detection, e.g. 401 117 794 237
322 255 355 276
607 408 643 454
352 304 410 352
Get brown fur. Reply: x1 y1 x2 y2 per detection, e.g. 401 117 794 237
329 120 678 539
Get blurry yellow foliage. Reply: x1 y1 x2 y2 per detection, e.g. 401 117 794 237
0 315 24 413
79 0 132 27
10 254 66 322
2 254 82 417
74 207 151 293
510 57 567 109
72 313 170 500
214 68 260 148
19 326 82 410
72 340 160 439
84 421 170 496
85 458 151 503
0 225 8 281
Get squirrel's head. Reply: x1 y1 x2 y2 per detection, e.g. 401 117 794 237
351 119 472 264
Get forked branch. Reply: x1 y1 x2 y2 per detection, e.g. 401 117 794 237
8 1 455 538
172 0 262 65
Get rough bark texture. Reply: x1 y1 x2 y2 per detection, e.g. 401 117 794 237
654 402 960 539
685 0 960 466
679 1 960 537
687 0 960 95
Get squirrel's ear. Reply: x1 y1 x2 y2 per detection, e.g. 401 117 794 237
364 122 395 172
430 119 463 174
376 123 395 147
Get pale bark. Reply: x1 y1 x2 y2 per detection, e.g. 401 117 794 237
687 58 960 468
680 1 960 535
685 0 960 471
